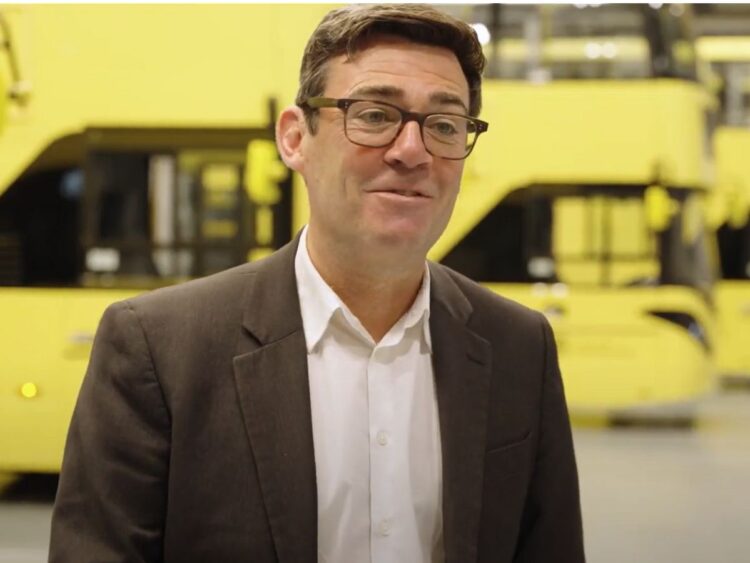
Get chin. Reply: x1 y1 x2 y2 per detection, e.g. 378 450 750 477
368 223 433 253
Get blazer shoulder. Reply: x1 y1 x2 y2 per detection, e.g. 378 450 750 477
120 237 299 323
121 261 257 320
434 263 545 329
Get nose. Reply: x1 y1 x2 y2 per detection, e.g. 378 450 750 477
383 120 432 169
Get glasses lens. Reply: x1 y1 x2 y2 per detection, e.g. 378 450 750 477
423 114 477 159
345 101 402 147
342 101 481 159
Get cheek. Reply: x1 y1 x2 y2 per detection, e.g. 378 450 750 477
305 143 368 217
303 134 344 190
338 147 385 193
437 165 464 204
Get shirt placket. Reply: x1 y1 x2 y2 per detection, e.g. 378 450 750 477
368 343 400 563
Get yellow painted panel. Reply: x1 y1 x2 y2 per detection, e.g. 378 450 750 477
715 280 750 378
0 287 140 471
483 283 716 412
431 79 714 261
0 4 336 196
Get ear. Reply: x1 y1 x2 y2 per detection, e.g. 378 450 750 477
275 105 307 173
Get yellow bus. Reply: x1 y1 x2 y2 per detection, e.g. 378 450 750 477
0 4 720 474
432 4 717 419
0 4 331 473
697 35 750 382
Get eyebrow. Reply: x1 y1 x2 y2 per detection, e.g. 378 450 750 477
348 85 469 114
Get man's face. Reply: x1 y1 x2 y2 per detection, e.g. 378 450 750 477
298 36 470 258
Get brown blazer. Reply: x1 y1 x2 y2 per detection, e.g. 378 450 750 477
50 237 584 563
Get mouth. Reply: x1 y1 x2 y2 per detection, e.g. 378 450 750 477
369 188 431 198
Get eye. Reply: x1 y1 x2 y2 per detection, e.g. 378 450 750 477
349 102 401 128
429 118 460 136
357 108 389 124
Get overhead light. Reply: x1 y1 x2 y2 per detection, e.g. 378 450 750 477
585 42 603 60
602 42 618 59
470 23 491 47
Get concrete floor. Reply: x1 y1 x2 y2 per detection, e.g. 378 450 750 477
2 389 749 563
577 388 750 563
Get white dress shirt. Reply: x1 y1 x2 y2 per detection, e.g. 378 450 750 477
294 228 444 563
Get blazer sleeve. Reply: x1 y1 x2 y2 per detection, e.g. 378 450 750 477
514 316 586 563
49 301 170 563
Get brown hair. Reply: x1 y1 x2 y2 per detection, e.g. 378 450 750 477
296 4 485 132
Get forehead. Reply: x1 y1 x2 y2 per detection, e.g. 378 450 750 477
322 36 470 111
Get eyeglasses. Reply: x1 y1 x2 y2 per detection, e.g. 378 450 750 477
300 97 489 160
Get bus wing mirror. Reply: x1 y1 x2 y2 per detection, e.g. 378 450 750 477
245 139 287 206
645 185 676 232
244 139 290 259
728 185 750 229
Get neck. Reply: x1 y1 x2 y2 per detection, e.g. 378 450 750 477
305 227 426 342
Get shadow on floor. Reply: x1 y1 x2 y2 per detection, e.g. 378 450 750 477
0 474 58 503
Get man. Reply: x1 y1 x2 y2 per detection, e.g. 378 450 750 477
50 4 584 563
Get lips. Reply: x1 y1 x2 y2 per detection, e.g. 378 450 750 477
390 189 425 197
369 188 431 198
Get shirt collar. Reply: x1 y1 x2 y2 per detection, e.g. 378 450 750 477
294 226 432 353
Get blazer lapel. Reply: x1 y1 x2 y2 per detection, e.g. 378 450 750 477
230 246 492 563
232 237 318 563
429 264 492 563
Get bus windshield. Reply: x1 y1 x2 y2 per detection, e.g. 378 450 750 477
0 128 290 289
441 185 714 296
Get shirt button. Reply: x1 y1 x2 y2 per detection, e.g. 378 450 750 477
376 431 389 446
378 519 392 536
